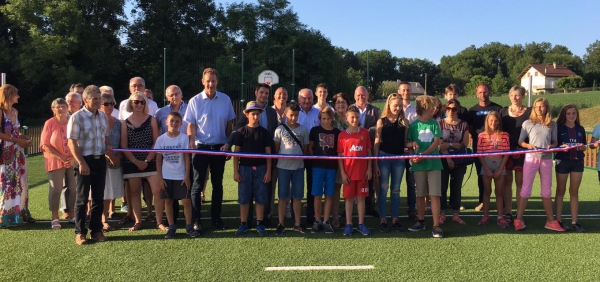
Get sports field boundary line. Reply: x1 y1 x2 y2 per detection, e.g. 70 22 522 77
264 265 374 271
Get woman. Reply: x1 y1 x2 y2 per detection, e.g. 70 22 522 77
554 104 586 232
330 92 350 228
438 99 469 225
515 97 561 231
120 92 163 232
40 98 75 229
499 86 531 222
0 84 33 227
100 94 124 232
373 93 408 232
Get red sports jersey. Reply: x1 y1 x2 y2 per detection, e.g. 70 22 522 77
337 128 372 181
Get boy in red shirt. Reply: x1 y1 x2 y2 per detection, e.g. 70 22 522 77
338 105 372 236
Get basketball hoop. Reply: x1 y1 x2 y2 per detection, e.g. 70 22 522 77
258 70 279 86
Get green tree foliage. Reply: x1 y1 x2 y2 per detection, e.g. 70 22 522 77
556 76 584 91
397 57 440 93
356 49 398 94
464 75 492 96
583 40 600 87
491 67 510 95
376 80 399 100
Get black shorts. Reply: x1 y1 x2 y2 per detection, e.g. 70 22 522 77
161 179 191 200
506 153 525 171
555 159 584 174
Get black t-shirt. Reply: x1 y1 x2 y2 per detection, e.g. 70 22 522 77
233 125 273 167
309 126 340 169
500 107 532 149
467 102 503 145
378 117 406 155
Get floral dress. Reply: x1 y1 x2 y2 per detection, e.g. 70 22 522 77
0 112 28 227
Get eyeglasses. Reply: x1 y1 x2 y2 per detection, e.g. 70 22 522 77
102 102 115 107
130 84 145 88
446 107 458 112
132 100 146 105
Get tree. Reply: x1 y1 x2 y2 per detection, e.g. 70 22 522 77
356 49 398 94
464 75 492 96
556 76 584 91
491 69 511 95
376 80 399 100
583 40 600 87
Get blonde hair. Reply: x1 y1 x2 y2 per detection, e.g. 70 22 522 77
318 107 334 120
381 93 407 126
415 95 434 116
0 84 18 111
126 92 149 114
529 97 552 128
203 68 219 78
483 111 503 134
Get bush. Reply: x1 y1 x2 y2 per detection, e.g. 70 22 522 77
557 76 585 90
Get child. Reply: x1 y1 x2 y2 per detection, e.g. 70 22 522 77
154 112 196 238
309 107 340 234
273 102 309 235
476 111 510 227
554 104 587 232
373 93 409 232
516 97 560 231
338 105 372 236
232 101 273 236
407 95 444 238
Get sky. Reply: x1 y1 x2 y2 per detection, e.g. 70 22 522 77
214 0 600 63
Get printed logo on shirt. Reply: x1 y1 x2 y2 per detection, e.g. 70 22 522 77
350 144 363 152
418 129 434 143
318 133 335 149
476 110 491 116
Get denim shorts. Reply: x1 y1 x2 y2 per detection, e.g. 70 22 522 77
312 167 336 197
278 168 304 200
555 159 584 174
480 158 506 176
238 165 268 205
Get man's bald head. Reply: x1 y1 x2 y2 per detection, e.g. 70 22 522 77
354 86 369 108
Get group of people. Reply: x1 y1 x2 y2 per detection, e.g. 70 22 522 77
0 67 595 243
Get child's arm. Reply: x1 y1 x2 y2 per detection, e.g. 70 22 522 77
183 153 191 189
308 141 314 155
233 146 242 182
365 148 372 181
264 147 272 183
274 141 280 155
338 153 349 185
156 153 166 189
420 137 440 155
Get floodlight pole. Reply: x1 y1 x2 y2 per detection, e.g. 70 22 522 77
241 49 245 101
0 73 5 86
528 75 533 107
292 49 295 101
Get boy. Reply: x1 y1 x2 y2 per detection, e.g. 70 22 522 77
309 107 340 233
273 102 309 235
407 95 444 238
233 101 273 236
338 105 372 236
154 112 198 238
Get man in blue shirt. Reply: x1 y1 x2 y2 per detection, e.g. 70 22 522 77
185 68 236 231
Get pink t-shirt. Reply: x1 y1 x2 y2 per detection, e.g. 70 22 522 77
40 118 72 172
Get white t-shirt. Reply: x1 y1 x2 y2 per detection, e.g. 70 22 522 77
118 99 159 120
154 132 189 180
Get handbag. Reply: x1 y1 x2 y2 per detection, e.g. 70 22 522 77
450 146 476 167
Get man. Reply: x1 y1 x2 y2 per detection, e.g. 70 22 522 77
398 82 417 221
100 85 120 119
118 77 159 120
70 83 84 94
185 68 236 231
314 83 332 110
67 85 111 245
440 83 468 121
298 88 320 225
66 92 83 115
467 84 502 211
353 86 381 218
60 91 84 220
273 87 288 125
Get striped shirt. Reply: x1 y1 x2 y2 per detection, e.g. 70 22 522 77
67 106 109 156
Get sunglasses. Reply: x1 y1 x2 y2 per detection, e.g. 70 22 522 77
102 102 115 107
132 100 146 105
446 107 458 113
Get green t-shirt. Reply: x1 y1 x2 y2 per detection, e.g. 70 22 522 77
407 119 443 171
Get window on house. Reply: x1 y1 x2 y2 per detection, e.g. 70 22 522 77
535 72 538 76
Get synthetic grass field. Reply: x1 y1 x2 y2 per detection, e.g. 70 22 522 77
2 155 600 281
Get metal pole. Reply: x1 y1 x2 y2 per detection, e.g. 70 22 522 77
292 49 295 101
0 73 6 86
528 75 533 107
241 49 245 101
163 48 166 107
424 73 428 95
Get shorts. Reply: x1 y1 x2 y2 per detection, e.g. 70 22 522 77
506 152 525 171
161 179 190 200
237 165 268 205
555 159 584 174
312 167 336 197
414 170 441 197
277 168 304 200
481 158 506 176
343 180 369 199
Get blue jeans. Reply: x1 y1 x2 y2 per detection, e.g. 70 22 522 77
405 160 416 214
278 168 304 200
378 151 405 219
238 165 268 205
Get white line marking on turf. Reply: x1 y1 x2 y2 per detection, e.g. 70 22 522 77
265 265 374 271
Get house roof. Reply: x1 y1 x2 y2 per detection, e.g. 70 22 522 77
518 64 577 79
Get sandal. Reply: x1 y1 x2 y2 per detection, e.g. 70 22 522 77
145 215 156 223
157 223 168 231
103 222 117 232
21 209 36 223
51 219 61 230
118 215 134 225
128 223 142 232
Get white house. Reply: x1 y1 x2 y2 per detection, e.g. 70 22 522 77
518 63 577 94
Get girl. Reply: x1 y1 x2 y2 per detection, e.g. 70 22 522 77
554 104 586 232
476 111 510 227
373 93 408 232
515 97 561 231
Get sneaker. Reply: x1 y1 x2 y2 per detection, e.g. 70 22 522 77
256 224 267 236
544 220 566 232
379 222 389 233
323 222 334 234
557 221 571 231
503 213 513 224
120 204 128 212
186 225 200 238
439 214 446 225
193 223 203 232
235 224 249 236
343 224 353 236
293 224 308 234
497 217 510 228
432 226 444 238
311 222 321 233
276 224 285 235
392 221 404 231
514 219 526 231
571 222 585 233
408 221 426 232
479 215 490 226
452 215 466 225
357 224 371 235
474 203 483 211
165 228 176 239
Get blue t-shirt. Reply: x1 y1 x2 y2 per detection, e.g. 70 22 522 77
554 124 586 161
